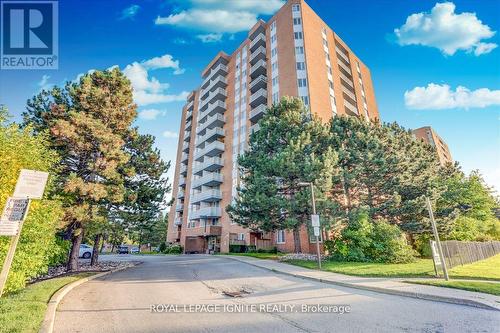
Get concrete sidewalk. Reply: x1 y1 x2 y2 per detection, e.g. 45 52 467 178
226 255 500 311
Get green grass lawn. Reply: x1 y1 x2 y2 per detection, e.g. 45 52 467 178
0 273 94 333
226 252 286 260
405 280 500 296
284 254 500 280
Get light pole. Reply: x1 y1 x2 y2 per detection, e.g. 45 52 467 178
298 182 321 269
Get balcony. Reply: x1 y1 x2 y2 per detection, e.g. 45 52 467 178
250 104 266 123
189 207 223 221
249 75 267 93
197 127 224 147
186 100 194 111
177 189 185 199
197 114 225 135
250 123 260 133
181 153 189 163
250 33 266 52
344 100 359 116
185 120 192 131
339 71 354 88
178 176 186 187
193 157 224 175
190 190 222 204
183 130 191 142
186 109 193 121
250 59 266 79
180 163 187 175
182 141 190 153
249 45 266 65
250 88 267 108
200 87 226 111
191 172 223 188
204 100 226 118
174 217 183 226
201 76 228 99
175 203 184 212
342 85 357 102
194 140 225 161
202 63 229 88
337 59 352 75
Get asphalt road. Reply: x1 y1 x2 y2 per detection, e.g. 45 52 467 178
54 255 499 333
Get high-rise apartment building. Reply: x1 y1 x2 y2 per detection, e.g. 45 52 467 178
167 0 379 254
413 126 453 165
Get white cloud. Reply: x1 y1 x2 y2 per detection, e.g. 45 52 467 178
196 33 223 43
394 2 497 56
121 54 187 106
404 83 500 110
141 54 185 74
162 130 179 139
119 5 140 20
155 0 284 37
138 108 165 120
38 75 52 91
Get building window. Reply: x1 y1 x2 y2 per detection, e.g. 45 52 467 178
292 4 300 12
294 32 303 40
272 77 279 86
323 39 328 47
271 48 278 57
271 21 276 30
293 17 301 25
328 80 334 89
301 95 309 106
276 230 285 243
297 78 307 87
272 92 279 104
295 46 304 54
272 62 278 71
296 62 305 70
237 233 245 241
271 34 277 43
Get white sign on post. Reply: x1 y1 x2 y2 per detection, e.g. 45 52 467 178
430 240 441 266
311 214 320 227
0 197 29 236
13 169 49 199
313 226 320 237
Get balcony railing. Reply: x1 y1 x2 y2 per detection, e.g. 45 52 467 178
249 88 267 108
194 140 225 161
344 99 359 116
180 163 187 175
197 127 225 147
201 64 228 88
174 217 183 226
203 100 226 118
337 59 352 75
193 157 224 175
249 45 266 65
249 75 267 93
186 224 222 236
175 203 184 212
190 190 222 204
183 130 191 142
250 104 266 123
191 172 223 188
250 33 266 52
197 114 225 135
201 76 228 99
189 207 222 220
250 123 260 133
200 87 226 110
177 190 185 199
178 176 186 187
250 59 266 79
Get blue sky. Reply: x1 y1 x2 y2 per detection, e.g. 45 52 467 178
1 0 499 191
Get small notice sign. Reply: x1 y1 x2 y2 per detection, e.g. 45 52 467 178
311 214 320 227
0 197 28 236
13 169 49 199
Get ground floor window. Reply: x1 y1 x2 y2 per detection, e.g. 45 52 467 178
276 230 285 244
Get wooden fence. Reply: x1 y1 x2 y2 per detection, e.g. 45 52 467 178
439 240 500 269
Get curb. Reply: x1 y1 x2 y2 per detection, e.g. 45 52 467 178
39 263 140 333
225 256 499 312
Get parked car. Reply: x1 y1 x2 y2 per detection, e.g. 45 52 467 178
130 246 139 254
117 245 129 254
79 244 93 259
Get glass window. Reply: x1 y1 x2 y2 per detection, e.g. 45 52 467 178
272 62 278 71
271 48 278 57
297 78 307 87
293 17 301 25
294 32 303 40
292 4 300 12
296 62 305 70
295 46 304 54
277 230 285 243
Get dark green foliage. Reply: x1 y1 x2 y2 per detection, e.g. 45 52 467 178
227 98 339 252
331 209 417 263
162 244 182 254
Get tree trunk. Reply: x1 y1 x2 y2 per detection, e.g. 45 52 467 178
342 173 351 213
293 227 302 253
67 223 83 271
99 234 106 253
91 233 102 266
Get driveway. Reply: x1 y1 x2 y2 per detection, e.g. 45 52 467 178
54 255 499 333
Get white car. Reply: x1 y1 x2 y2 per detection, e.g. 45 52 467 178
79 244 93 259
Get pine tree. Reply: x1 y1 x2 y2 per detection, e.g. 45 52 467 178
23 68 137 270
227 97 338 252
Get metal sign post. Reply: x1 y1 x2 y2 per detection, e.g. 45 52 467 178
309 184 321 270
425 197 449 281
0 169 48 297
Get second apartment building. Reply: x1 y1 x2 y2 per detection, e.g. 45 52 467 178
167 0 379 254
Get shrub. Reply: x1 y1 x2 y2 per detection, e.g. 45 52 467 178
163 244 183 254
0 118 63 293
331 209 416 263
159 242 167 253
